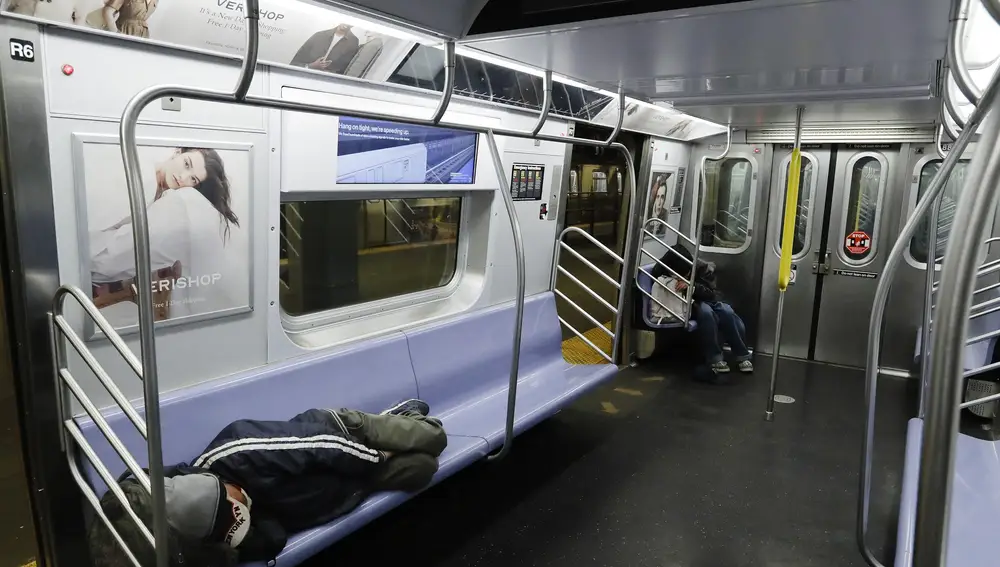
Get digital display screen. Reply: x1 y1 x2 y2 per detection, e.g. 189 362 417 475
336 117 477 184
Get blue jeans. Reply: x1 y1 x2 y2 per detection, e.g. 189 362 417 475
693 301 751 364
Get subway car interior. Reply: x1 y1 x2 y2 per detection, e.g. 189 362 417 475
0 0 997 566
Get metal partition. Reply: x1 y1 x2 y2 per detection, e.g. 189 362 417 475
858 0 1000 565
634 217 699 325
49 2 636 564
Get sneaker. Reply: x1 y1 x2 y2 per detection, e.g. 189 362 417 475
738 360 754 373
381 399 430 416
711 361 731 374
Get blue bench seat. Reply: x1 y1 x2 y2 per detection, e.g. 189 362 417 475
75 291 618 566
894 418 1000 566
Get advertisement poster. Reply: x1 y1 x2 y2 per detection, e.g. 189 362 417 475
76 136 251 332
646 171 674 236
336 117 477 184
2 0 402 78
510 163 544 201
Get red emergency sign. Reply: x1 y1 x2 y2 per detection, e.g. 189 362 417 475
845 231 871 255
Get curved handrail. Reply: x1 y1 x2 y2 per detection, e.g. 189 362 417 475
949 0 981 106
857 59 1000 567
944 72 968 130
936 124 950 159
485 130 526 462
913 76 1000 567
430 41 456 124
942 104 962 141
531 70 552 137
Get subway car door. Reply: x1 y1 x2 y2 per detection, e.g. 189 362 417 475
688 143 769 343
757 145 831 359
758 144 904 368
813 145 902 367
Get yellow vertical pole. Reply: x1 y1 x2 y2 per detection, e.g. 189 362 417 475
766 105 804 421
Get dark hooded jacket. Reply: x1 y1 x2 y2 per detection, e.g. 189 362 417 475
650 245 720 304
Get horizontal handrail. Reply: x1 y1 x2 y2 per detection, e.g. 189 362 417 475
60 367 150 493
559 242 622 289
964 359 1000 378
52 316 147 437
966 326 1000 345
558 316 613 363
635 283 686 322
639 248 693 286
559 226 625 263
66 420 154 547
644 217 697 247
553 289 614 339
53 286 142 377
65 431 145 567
556 266 618 313
959 389 1000 409
637 266 689 305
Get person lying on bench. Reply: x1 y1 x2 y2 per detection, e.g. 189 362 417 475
652 246 753 375
88 399 445 566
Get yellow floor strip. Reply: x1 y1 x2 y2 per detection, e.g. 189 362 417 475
561 320 613 364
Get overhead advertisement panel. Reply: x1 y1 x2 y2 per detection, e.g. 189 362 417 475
591 98 726 142
2 0 405 78
336 117 478 184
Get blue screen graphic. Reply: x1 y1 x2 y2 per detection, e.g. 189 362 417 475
336 117 477 184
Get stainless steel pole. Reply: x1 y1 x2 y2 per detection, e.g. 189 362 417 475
919 196 941 418
857 63 1000 567
765 105 803 422
914 107 1000 567
485 130 526 462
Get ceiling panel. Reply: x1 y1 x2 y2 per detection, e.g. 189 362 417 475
459 0 950 103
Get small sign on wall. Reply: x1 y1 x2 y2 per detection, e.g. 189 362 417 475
510 163 545 201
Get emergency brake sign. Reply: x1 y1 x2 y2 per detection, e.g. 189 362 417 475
846 231 871 255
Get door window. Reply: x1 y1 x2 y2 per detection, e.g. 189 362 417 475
909 159 970 266
776 154 816 258
699 158 755 252
840 154 887 265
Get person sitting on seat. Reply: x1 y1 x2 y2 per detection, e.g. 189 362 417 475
651 246 754 375
88 399 445 566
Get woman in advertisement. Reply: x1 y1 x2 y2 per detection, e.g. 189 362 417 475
89 147 243 326
648 174 669 236
86 0 157 38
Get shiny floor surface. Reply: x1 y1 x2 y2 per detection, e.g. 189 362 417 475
305 356 913 567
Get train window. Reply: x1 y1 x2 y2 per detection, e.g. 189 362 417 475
279 197 461 317
840 154 887 264
909 159 970 266
775 154 816 258
699 158 755 252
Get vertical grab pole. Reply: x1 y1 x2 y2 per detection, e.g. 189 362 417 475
765 105 803 422
117 2 261 564
532 70 553 137
691 123 732 308
857 66 1000 567
430 41 456 125
612 143 638 364
485 130 525 462
919 134 947 418
914 109 1000 567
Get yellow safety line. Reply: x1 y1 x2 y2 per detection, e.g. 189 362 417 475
561 320 613 364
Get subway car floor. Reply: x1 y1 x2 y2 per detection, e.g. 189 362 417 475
305 355 913 567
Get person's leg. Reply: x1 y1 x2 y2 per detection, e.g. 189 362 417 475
334 408 447 456
693 301 728 372
711 302 754 372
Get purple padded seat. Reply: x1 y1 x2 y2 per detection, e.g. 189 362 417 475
75 330 488 567
894 418 1000 567
404 292 619 450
